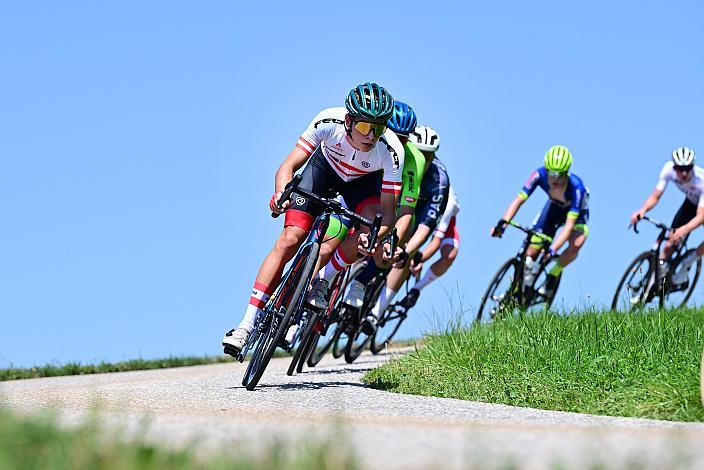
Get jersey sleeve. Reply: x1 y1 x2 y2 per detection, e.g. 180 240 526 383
399 142 426 208
434 186 460 238
380 133 404 196
296 108 340 157
519 168 542 200
655 162 672 192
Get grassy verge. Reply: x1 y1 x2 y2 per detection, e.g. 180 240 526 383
364 308 704 422
0 355 233 382
0 406 356 469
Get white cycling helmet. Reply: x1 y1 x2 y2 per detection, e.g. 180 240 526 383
409 125 440 152
672 147 695 166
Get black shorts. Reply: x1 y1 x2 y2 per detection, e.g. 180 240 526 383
284 147 382 230
672 198 698 229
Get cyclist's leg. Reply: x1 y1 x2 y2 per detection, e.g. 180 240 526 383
318 172 382 283
663 198 697 259
223 150 334 352
415 217 460 292
528 202 560 258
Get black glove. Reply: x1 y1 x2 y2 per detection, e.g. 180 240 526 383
492 219 508 238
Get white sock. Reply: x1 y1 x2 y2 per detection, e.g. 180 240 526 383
414 269 439 292
237 282 272 332
320 247 353 282
371 287 398 319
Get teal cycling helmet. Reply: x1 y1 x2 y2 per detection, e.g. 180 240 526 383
544 145 573 173
345 82 394 123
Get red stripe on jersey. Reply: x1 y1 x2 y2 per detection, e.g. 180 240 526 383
296 143 313 156
298 137 315 151
382 180 402 186
326 156 358 178
336 247 355 265
249 297 267 309
253 282 273 295
381 188 401 194
335 158 372 175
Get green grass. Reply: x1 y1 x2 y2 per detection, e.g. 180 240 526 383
0 355 234 382
364 308 704 422
0 407 357 470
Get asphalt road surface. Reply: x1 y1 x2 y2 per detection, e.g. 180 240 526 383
1 348 703 469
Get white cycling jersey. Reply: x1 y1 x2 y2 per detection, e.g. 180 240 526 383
655 161 704 207
296 107 404 195
434 184 460 238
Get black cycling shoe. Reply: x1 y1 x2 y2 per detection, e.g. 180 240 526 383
539 274 559 298
399 288 420 309
361 316 377 336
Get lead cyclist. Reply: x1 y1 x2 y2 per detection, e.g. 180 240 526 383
222 83 404 357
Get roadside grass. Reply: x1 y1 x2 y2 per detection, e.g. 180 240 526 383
0 406 357 470
0 355 234 382
364 308 704 422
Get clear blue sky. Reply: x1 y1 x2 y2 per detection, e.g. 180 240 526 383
2 1 703 367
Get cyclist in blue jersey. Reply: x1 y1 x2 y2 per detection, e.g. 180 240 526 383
491 145 589 297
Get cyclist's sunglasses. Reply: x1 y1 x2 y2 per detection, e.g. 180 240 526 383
547 170 568 178
674 164 694 173
353 120 386 137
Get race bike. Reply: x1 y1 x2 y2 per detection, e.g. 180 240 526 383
611 215 701 311
476 220 561 322
236 175 381 390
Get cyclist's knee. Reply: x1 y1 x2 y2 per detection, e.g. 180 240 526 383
276 227 305 256
442 246 458 263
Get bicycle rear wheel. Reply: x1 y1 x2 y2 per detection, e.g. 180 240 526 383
242 243 319 390
476 258 521 322
611 251 656 311
290 310 320 375
663 249 702 309
527 265 562 310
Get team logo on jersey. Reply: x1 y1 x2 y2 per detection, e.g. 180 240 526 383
361 161 370 168
405 196 416 203
295 197 306 206
335 142 342 149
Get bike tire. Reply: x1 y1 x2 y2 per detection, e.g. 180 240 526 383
611 251 654 311
665 249 702 308
291 310 320 374
369 306 407 354
242 243 319 390
476 258 521 322
344 274 385 364
528 264 562 310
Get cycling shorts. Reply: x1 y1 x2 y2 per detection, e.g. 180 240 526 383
439 216 460 250
672 198 698 229
531 201 589 241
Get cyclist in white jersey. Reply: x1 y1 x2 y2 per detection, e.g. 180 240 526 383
222 83 404 357
401 184 461 308
631 147 704 284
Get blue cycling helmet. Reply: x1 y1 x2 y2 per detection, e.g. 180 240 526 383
386 101 417 136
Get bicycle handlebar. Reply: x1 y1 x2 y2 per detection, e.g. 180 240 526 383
631 215 670 234
507 220 553 244
271 174 381 240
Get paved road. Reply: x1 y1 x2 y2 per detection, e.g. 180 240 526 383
1 349 703 469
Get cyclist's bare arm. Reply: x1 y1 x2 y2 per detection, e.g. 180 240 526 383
673 205 704 240
420 235 442 262
394 205 415 244
404 223 433 256
357 191 398 256
491 195 525 235
272 147 310 212
631 188 663 224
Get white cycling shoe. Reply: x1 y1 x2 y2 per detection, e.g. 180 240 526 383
344 280 366 309
222 327 250 357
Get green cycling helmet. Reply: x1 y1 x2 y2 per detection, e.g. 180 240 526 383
345 82 394 123
544 145 573 173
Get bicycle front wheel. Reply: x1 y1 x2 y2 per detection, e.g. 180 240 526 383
476 258 521 322
242 243 319 390
611 251 656 311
